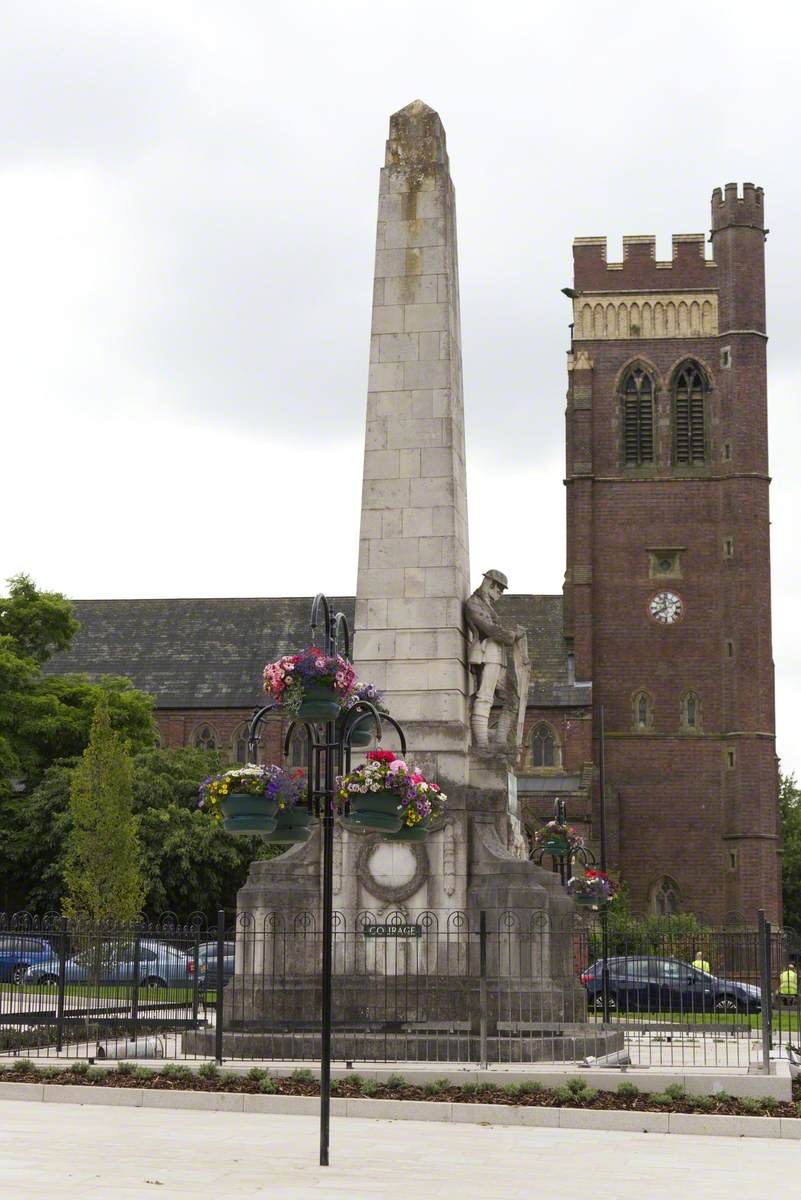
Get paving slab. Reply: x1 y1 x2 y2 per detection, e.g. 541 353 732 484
1 1098 800 1200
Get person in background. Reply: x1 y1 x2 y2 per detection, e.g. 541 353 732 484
778 961 798 1006
692 949 710 973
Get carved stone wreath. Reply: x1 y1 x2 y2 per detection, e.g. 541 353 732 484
353 833 429 903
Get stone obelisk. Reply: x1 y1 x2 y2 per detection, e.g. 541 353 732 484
353 99 471 789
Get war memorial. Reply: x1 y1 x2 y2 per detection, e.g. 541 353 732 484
207 101 621 1066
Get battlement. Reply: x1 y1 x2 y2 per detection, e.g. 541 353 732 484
711 182 765 231
574 232 714 291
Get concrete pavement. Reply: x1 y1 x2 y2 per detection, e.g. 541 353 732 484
1 1098 799 1199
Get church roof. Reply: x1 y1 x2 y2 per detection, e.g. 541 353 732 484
43 594 585 710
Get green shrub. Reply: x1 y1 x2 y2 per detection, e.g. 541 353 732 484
69 1061 90 1076
246 1067 267 1082
760 1095 779 1112
290 1068 315 1083
160 1063 192 1081
649 1092 673 1108
361 1079 380 1097
15 1058 36 1073
517 1081 544 1096
422 1078 449 1096
117 1061 135 1076
197 1062 219 1080
566 1077 589 1096
664 1083 686 1100
459 1082 479 1096
258 1076 277 1094
85 1067 105 1083
132 1066 153 1081
553 1085 573 1104
739 1097 761 1113
502 1083 522 1099
689 1094 715 1112
616 1081 640 1099
386 1073 406 1089
345 1073 364 1090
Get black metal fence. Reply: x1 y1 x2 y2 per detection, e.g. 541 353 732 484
1 909 798 1070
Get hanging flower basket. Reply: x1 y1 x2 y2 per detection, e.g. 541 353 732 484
297 680 342 721
270 803 315 844
533 820 584 860
264 767 313 843
568 870 616 910
199 765 307 838
384 814 433 842
220 792 278 836
337 751 446 837
262 647 357 722
338 682 388 747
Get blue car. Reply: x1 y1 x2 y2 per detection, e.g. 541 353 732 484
582 956 761 1014
25 939 195 989
0 934 58 984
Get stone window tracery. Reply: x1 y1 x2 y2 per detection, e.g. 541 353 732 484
651 876 680 916
288 727 310 770
681 691 701 732
633 690 653 730
232 723 251 764
530 722 560 768
193 724 219 751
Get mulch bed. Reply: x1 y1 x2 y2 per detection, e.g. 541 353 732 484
2 1063 799 1119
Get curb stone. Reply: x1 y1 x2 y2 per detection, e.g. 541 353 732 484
0 1082 794 1140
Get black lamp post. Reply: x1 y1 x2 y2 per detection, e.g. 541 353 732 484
245 592 406 1167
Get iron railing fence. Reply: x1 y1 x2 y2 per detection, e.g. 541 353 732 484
1 910 798 1069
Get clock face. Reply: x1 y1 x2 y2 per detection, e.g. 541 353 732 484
649 591 683 624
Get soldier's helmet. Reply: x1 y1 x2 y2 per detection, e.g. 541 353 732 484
483 569 509 591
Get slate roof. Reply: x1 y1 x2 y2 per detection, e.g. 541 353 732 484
43 593 588 710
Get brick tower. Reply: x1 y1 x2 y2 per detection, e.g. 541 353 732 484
563 183 781 924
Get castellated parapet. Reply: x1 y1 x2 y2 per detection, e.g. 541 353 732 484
711 182 765 232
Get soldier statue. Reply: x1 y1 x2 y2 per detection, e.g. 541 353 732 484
464 569 529 753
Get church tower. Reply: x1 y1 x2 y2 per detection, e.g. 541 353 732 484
563 184 781 923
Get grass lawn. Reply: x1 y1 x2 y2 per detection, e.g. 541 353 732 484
0 982 198 1004
588 1008 800 1032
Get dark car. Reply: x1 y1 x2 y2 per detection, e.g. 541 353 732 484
582 956 761 1014
0 935 57 984
197 942 235 993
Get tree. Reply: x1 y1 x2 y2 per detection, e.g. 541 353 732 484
780 773 801 931
0 574 155 797
1 745 279 917
62 698 144 923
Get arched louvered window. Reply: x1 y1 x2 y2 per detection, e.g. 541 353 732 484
621 367 654 465
531 723 557 768
674 363 707 464
193 724 218 751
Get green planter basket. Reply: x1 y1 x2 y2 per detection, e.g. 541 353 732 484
337 713 375 748
384 814 432 842
575 893 603 908
297 681 342 722
220 792 278 836
340 789 403 834
269 804 315 844
544 837 570 858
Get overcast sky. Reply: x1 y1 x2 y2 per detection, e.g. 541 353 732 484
1 0 798 776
